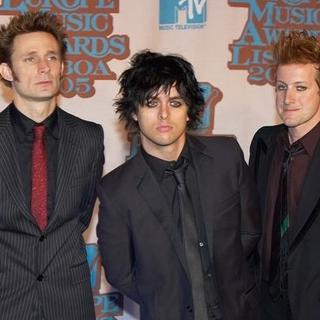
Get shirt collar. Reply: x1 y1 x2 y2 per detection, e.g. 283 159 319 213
10 103 59 143
141 142 190 182
278 121 320 157
298 121 320 156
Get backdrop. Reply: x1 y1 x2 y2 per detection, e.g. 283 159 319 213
0 1 315 319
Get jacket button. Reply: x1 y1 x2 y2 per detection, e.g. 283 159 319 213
186 305 193 312
39 235 46 242
37 274 44 281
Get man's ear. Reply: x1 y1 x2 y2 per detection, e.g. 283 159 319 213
0 63 13 82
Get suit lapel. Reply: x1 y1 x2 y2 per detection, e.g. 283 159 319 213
0 107 32 222
133 152 190 278
290 141 320 249
188 139 213 230
258 142 276 212
47 109 80 230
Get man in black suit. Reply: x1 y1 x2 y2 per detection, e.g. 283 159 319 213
249 31 320 320
97 50 260 320
0 12 104 319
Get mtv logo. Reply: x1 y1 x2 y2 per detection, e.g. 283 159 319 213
159 0 207 25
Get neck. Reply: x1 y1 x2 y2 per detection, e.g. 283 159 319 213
288 120 319 144
141 138 186 162
13 98 56 123
143 145 183 161
288 130 300 145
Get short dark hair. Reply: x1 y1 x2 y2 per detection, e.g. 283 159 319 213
0 11 67 86
114 50 205 131
273 30 320 83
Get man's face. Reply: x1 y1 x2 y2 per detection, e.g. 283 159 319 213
4 31 63 104
276 63 320 139
134 86 189 160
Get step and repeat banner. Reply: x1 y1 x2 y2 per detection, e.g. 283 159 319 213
0 1 317 319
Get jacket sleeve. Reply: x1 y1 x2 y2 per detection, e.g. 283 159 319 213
248 129 264 183
240 159 261 257
79 124 104 231
96 183 140 303
233 140 261 265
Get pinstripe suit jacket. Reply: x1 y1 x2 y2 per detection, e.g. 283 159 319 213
0 105 104 320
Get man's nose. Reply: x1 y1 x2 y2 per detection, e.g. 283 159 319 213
284 88 295 105
159 103 169 120
38 59 50 73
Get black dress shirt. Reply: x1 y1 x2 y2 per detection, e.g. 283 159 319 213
268 122 320 234
10 104 59 221
264 122 320 283
141 147 179 220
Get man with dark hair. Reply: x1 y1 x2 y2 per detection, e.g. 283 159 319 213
0 11 104 319
250 31 320 320
97 50 260 320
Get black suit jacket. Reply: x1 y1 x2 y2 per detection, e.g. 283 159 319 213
249 125 320 320
97 135 260 320
0 105 104 320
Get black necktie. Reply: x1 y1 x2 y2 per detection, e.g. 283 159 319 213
270 142 304 316
168 159 209 320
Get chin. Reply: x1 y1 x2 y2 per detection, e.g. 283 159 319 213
285 121 301 129
33 95 57 102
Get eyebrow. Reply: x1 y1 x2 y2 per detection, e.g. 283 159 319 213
23 50 59 56
168 95 183 99
276 80 307 85
148 95 183 100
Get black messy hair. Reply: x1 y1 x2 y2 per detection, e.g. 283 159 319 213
114 50 205 131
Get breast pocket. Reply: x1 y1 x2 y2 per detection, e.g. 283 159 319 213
70 261 91 285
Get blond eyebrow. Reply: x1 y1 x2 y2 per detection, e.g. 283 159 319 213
276 80 307 85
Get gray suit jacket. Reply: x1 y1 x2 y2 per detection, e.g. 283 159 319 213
97 135 260 320
0 105 104 320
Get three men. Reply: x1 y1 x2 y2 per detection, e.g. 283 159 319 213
0 12 104 319
97 51 260 320
250 31 320 320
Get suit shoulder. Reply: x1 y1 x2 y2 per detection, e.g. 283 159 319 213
252 124 284 141
100 156 136 189
58 107 103 139
191 134 242 155
99 158 140 201
58 107 102 130
250 124 284 153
